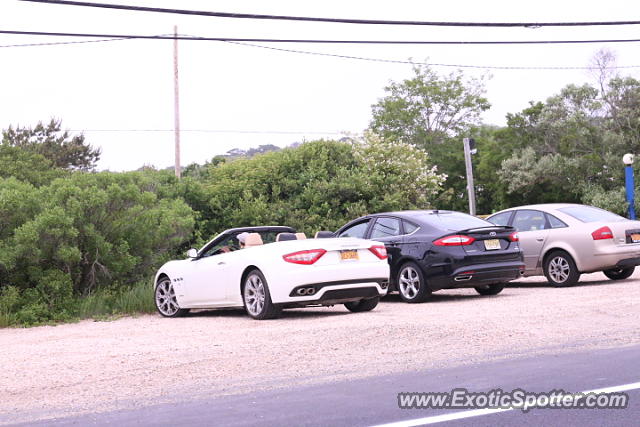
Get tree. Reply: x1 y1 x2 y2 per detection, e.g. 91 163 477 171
495 57 640 212
200 138 445 236
369 64 491 150
2 119 101 170
0 145 67 186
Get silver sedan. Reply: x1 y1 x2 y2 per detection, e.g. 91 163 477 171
487 203 640 286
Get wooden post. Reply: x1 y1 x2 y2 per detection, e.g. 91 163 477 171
173 25 181 178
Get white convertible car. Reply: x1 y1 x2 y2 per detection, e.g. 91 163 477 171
154 226 390 319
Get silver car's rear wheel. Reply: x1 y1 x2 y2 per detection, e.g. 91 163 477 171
242 270 282 320
155 278 188 317
603 267 634 280
544 251 580 287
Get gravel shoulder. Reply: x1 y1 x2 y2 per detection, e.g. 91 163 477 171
1 271 640 424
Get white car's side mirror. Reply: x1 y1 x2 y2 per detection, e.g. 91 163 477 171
186 248 198 258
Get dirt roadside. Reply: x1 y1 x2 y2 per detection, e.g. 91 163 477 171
1 272 639 424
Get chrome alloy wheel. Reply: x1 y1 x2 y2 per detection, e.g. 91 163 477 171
244 274 266 316
548 256 570 283
155 279 181 316
399 266 420 299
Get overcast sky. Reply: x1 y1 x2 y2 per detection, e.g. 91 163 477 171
2 0 640 171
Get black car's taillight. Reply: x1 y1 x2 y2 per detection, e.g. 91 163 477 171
433 235 475 246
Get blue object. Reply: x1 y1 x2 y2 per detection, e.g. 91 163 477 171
625 165 636 220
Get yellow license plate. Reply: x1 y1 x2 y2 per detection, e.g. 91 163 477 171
340 250 359 261
631 233 640 243
484 239 501 250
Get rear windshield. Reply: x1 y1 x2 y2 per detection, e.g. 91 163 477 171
415 211 492 231
557 206 627 223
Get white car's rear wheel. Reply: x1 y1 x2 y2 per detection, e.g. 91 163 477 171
155 278 188 317
344 297 380 312
243 270 281 320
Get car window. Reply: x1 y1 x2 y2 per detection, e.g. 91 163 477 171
371 217 402 239
338 220 370 238
200 234 241 257
558 206 627 223
487 211 513 226
403 220 419 234
415 211 490 231
512 210 547 232
546 213 568 228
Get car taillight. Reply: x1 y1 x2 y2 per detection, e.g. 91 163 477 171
433 235 476 246
282 249 327 265
591 226 614 240
509 232 519 242
369 245 388 260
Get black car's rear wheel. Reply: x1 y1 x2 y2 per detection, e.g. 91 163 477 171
474 283 505 296
544 250 580 287
344 297 380 312
397 262 431 303
603 267 635 280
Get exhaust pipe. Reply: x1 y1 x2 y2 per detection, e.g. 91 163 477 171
296 287 316 295
454 275 473 282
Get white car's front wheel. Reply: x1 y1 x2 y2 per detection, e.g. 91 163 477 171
243 270 282 320
155 278 189 317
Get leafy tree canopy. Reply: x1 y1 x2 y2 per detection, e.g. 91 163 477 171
2 119 101 170
369 64 491 150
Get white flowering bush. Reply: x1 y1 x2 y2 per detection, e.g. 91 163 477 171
352 132 446 210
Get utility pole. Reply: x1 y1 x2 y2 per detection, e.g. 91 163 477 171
463 138 476 216
173 25 181 179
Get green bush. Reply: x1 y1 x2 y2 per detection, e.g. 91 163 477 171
0 171 195 326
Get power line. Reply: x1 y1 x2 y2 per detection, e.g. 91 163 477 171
1 28 637 70
0 34 170 48
19 0 640 28
224 40 640 71
70 129 350 135
3 30 640 45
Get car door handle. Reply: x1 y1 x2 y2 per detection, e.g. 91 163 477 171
218 261 226 265
536 238 544 242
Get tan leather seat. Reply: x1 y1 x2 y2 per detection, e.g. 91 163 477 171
244 233 264 247
295 232 307 240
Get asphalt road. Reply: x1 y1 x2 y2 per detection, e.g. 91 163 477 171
31 344 640 427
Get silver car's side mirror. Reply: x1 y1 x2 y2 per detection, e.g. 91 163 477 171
186 248 198 258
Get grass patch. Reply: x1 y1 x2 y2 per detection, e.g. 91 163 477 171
1 281 156 328
78 281 156 319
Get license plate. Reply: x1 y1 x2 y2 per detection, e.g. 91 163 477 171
484 239 501 250
631 233 640 243
340 250 359 261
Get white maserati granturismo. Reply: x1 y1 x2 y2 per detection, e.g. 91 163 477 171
154 226 390 319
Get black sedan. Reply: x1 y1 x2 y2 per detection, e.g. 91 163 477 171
335 210 525 302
